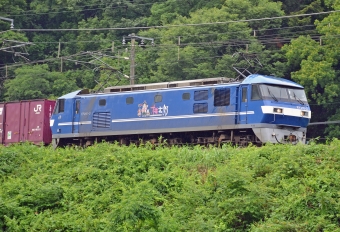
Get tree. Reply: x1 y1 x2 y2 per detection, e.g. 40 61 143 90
140 0 284 82
4 64 78 100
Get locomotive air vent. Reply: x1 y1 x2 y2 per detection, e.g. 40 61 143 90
202 81 218 85
93 112 111 129
132 86 145 91
108 89 121 93
190 82 202 86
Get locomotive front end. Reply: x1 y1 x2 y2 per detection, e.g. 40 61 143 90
245 75 311 144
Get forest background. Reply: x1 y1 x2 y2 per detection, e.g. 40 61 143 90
1 0 340 139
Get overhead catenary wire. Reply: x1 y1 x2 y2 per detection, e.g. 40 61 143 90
0 23 322 63
0 29 332 66
11 10 340 32
0 33 332 72
0 31 330 68
5 0 169 17
9 24 317 45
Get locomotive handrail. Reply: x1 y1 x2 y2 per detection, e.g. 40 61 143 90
308 120 340 125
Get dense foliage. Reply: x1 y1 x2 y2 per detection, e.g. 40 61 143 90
0 0 339 137
0 141 340 231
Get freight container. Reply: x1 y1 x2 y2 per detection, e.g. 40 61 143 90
0 100 55 145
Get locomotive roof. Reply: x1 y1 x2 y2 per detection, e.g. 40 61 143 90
58 74 303 99
242 74 304 88
103 77 233 93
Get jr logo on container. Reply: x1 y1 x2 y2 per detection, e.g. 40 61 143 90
34 104 42 114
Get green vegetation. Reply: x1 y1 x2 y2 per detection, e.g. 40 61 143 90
1 141 340 231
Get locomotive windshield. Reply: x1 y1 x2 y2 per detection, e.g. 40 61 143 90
252 84 308 104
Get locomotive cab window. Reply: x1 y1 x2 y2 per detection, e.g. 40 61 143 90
256 84 307 104
214 88 230 106
261 85 289 102
99 99 106 106
287 88 308 104
53 99 65 114
251 85 262 100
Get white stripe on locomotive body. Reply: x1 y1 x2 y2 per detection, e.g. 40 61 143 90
56 111 256 126
111 111 255 123
261 106 311 119
58 121 92 126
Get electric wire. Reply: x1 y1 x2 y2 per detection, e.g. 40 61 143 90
11 10 340 32
6 24 317 45
5 1 171 17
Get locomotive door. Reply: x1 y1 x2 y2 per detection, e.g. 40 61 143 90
72 100 81 133
239 86 248 124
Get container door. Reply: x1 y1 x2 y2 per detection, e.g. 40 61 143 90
72 99 80 133
4 102 21 144
0 103 5 144
27 101 44 144
21 102 30 142
238 86 248 124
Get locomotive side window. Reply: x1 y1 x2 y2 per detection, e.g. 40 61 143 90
182 93 190 100
126 97 134 104
242 87 247 102
194 90 208 101
155 94 162 103
251 85 262 100
99 99 106 106
214 88 230 106
53 99 65 114
193 103 208 113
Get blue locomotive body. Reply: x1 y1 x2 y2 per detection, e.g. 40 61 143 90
50 74 310 147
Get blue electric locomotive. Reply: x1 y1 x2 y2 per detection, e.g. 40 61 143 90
50 74 310 148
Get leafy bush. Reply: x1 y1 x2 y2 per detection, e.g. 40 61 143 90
0 141 340 231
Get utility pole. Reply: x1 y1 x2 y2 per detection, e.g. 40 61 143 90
122 34 154 85
130 33 136 85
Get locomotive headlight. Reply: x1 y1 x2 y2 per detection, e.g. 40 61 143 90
273 108 283 113
301 111 308 117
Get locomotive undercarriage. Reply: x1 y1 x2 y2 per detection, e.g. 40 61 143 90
54 129 264 148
